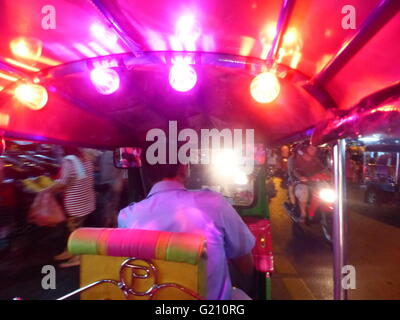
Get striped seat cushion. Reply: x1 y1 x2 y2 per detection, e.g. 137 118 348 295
68 228 206 265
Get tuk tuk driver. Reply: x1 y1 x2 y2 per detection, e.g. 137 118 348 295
117 155 256 300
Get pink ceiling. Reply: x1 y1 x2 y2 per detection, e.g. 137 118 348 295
326 11 400 109
0 0 398 146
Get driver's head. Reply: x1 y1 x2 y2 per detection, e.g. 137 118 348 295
306 145 317 157
142 139 189 186
143 162 188 185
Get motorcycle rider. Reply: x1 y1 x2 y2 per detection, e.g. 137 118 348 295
291 142 328 223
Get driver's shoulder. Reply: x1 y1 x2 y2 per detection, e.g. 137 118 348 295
190 187 222 197
119 201 136 214
189 188 227 205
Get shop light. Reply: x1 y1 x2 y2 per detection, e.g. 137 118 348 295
359 135 380 143
90 67 120 95
169 62 197 92
250 72 280 103
15 83 48 110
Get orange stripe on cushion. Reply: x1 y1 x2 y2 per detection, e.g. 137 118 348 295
97 228 114 255
155 232 171 260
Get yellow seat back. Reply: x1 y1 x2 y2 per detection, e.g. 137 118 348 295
68 228 207 300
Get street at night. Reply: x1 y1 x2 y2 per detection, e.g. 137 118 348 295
271 178 400 300
0 0 399 307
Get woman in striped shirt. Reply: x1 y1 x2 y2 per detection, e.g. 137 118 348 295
42 146 96 267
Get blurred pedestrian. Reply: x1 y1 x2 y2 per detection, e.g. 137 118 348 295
96 150 124 227
41 146 95 267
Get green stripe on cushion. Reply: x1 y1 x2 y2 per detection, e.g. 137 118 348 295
166 233 205 265
68 228 104 255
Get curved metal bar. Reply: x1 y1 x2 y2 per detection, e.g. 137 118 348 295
266 0 296 65
312 0 400 86
89 0 143 56
56 257 204 300
302 82 338 109
120 258 159 296
150 283 204 300
311 83 400 145
57 279 121 300
40 51 309 80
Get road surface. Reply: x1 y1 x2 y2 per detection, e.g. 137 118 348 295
1 177 399 300
270 178 400 300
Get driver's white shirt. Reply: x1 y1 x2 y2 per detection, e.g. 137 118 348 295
118 180 255 300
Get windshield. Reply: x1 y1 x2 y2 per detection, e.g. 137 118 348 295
185 148 259 207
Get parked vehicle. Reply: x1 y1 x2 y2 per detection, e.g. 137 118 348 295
363 142 400 205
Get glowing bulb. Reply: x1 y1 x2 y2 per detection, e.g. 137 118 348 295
10 37 42 61
15 84 48 110
250 72 280 103
169 63 197 92
90 68 120 95
283 28 298 46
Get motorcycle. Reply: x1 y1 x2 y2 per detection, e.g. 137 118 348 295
284 175 334 243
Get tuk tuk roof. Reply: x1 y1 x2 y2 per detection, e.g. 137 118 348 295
0 0 399 148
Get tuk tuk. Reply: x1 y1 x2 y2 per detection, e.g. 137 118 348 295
362 141 400 205
0 0 398 300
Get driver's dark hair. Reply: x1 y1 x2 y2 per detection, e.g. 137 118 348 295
141 140 184 186
142 161 181 185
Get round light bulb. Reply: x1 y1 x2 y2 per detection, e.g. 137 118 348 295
169 63 197 92
90 68 120 95
250 72 280 104
15 84 48 110
10 37 42 61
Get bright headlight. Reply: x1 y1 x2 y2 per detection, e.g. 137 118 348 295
212 149 238 177
234 171 249 185
319 188 336 203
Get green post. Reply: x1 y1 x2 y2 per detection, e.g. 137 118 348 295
265 273 272 300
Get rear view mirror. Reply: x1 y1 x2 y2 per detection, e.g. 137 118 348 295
113 147 142 168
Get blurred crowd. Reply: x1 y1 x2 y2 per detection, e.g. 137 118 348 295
0 141 128 269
